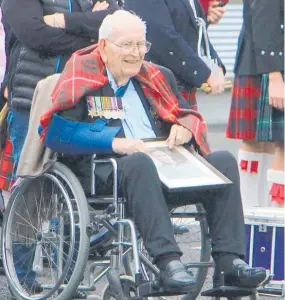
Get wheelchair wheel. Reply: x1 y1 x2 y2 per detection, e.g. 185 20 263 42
102 275 137 300
126 203 211 300
2 162 90 300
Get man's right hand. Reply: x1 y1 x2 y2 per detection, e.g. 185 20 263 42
112 138 149 155
206 68 225 95
92 1 109 11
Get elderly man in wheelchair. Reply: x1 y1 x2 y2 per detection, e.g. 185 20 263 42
2 9 267 300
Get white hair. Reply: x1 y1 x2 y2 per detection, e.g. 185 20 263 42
99 10 147 40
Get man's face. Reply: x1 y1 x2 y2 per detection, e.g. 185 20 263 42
99 25 147 85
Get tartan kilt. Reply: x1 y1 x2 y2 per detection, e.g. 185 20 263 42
178 85 197 112
0 137 15 191
256 74 284 142
226 75 261 140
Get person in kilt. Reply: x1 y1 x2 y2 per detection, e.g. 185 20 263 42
226 0 284 207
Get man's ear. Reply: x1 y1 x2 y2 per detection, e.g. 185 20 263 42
98 39 107 63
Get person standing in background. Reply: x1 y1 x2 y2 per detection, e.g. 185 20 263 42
0 0 119 204
226 0 284 208
123 0 226 113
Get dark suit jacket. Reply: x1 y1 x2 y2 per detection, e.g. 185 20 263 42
234 0 284 76
58 65 192 185
123 0 224 90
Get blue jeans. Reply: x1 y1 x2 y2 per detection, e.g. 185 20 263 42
7 109 29 180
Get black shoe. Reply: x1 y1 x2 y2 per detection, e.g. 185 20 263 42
160 260 196 292
214 259 267 288
172 224 189 235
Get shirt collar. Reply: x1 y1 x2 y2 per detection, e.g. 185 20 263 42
106 68 133 92
106 68 118 91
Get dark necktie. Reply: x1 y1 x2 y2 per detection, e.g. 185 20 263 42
115 80 130 97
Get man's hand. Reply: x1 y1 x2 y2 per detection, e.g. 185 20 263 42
207 1 226 24
3 86 8 100
44 13 65 28
112 138 149 155
269 72 284 111
166 125 193 150
92 1 109 11
206 67 225 95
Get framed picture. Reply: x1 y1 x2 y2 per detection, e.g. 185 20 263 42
145 140 232 192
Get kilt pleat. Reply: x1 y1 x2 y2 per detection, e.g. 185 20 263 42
226 75 261 140
256 74 284 142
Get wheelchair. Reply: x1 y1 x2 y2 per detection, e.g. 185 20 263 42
1 154 213 300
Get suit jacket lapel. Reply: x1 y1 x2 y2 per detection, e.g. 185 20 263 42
180 0 198 30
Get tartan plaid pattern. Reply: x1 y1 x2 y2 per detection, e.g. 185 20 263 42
179 86 197 112
40 45 210 155
226 75 261 140
0 138 15 191
256 74 284 142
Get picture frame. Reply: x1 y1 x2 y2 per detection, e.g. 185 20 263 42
144 139 232 192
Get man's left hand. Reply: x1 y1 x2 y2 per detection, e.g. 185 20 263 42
207 1 225 24
166 125 193 150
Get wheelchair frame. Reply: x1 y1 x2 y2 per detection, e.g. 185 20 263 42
2 155 212 300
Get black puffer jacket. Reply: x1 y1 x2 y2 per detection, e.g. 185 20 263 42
0 0 119 111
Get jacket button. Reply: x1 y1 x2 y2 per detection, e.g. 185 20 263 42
169 52 173 55
261 50 265 55
279 52 283 56
193 70 198 75
270 51 275 56
182 61 186 65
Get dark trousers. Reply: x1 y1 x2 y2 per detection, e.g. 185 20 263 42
103 151 246 261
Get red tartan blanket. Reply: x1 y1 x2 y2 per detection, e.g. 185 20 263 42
40 44 210 156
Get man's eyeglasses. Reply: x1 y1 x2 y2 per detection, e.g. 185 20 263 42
107 39 152 54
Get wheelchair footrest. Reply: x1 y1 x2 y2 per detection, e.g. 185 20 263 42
201 286 257 298
138 281 194 297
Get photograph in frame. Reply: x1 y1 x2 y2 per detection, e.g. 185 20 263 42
145 140 232 192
